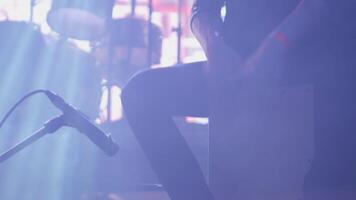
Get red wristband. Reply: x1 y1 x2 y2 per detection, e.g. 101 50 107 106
273 31 289 49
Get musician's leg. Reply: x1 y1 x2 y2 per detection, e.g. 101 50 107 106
121 61 214 200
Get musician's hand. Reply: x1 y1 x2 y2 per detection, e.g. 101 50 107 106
206 34 287 84
191 11 243 79
204 36 243 113
204 36 245 83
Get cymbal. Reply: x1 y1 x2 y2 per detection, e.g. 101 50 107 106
47 0 114 40
47 9 107 40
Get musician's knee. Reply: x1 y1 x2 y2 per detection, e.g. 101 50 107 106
121 70 153 114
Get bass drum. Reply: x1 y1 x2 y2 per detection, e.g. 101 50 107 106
91 17 162 86
47 0 114 40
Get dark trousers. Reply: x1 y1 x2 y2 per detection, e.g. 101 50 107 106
121 61 215 200
121 56 356 200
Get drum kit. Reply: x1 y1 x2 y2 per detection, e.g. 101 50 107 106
0 2 191 197
45 0 162 83
0 0 162 121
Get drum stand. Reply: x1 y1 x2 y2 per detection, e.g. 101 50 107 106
176 0 183 64
106 15 114 122
105 0 155 122
30 0 35 22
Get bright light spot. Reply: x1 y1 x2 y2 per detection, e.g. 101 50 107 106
186 117 209 125
97 84 124 123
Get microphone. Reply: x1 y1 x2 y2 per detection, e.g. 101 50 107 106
45 90 119 156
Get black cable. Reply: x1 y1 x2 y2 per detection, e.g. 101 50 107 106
0 89 48 129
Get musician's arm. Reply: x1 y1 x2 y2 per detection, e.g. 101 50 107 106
190 0 225 52
191 0 243 77
245 0 329 74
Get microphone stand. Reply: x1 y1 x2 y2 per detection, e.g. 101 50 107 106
0 115 65 164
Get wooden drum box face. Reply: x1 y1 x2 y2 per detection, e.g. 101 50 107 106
209 85 314 200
